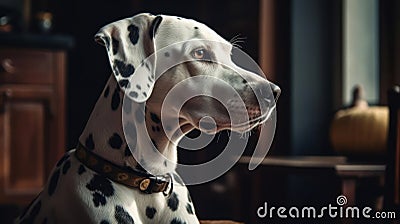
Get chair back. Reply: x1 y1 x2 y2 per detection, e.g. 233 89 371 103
384 86 400 210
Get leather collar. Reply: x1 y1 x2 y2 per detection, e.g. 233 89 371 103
75 143 173 196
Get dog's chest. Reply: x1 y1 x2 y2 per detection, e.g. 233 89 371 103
24 150 199 223
128 183 198 223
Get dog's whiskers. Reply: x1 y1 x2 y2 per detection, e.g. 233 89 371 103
229 34 246 49
239 130 251 139
229 34 240 43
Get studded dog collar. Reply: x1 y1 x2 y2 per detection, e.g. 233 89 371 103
75 143 173 196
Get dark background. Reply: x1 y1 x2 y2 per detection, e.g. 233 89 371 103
2 0 400 222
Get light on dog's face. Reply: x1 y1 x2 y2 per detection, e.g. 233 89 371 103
181 43 278 133
157 44 277 133
145 16 279 134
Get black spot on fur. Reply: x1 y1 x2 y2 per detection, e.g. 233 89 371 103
150 112 161 124
148 76 153 82
167 192 179 211
112 37 119 55
115 59 135 78
93 192 106 207
129 91 138 99
56 153 70 167
85 134 95 150
147 83 150 88
62 160 71 175
142 92 147 98
186 203 194 214
119 79 130 88
100 220 110 224
149 16 163 39
86 174 115 207
48 169 60 196
194 27 199 30
115 205 134 224
164 160 168 167
109 133 123 149
124 145 132 157
128 24 139 45
136 84 141 90
170 218 186 224
177 17 182 20
173 173 184 186
78 164 86 175
104 86 110 98
144 63 150 71
111 86 121 111
164 52 170 57
145 206 157 219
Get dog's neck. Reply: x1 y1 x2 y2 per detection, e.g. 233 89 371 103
79 76 193 175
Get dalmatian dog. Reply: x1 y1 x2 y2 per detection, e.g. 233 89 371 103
16 13 280 224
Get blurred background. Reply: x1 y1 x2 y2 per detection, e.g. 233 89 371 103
0 0 399 223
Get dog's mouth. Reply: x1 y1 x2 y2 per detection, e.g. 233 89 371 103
181 95 276 134
220 97 275 132
221 104 274 133
194 102 275 134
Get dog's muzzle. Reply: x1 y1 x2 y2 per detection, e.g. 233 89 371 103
269 82 281 102
227 81 280 127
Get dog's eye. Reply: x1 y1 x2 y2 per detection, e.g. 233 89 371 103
192 48 211 60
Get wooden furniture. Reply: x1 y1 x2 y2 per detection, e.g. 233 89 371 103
384 86 400 211
0 34 72 205
335 164 385 208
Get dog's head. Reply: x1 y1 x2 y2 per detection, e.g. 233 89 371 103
95 13 280 134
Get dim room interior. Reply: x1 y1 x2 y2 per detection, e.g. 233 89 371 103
0 0 399 223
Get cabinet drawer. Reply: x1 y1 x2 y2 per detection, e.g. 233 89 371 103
0 49 53 84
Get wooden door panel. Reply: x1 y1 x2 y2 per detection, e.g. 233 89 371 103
6 102 45 193
0 86 51 203
0 48 66 206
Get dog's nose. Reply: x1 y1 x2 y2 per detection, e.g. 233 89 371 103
270 82 281 101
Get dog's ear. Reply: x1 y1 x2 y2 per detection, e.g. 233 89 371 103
95 13 163 103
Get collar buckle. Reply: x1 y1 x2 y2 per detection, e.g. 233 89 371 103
139 176 166 194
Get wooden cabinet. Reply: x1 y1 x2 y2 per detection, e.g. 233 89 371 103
0 47 67 205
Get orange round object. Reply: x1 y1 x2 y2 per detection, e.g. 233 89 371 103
330 106 388 156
